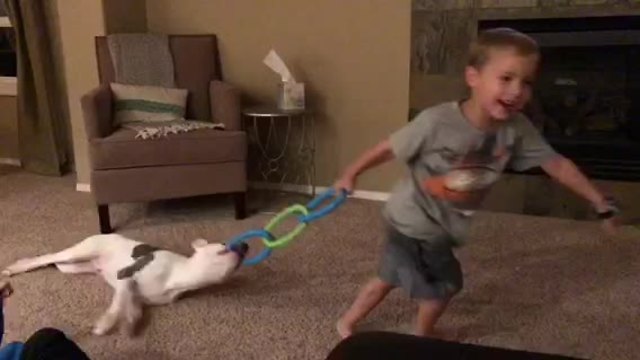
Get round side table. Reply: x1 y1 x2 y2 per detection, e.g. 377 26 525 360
242 106 316 198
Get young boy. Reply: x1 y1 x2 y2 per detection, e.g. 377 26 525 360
334 28 619 339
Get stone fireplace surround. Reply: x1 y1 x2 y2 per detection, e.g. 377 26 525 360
411 0 640 219
482 15 640 182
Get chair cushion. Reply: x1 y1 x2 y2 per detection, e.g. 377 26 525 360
90 127 246 170
110 83 188 125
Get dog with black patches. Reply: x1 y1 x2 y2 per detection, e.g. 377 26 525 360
1 234 248 336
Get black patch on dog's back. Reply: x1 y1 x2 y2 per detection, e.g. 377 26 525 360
116 244 161 280
130 244 159 259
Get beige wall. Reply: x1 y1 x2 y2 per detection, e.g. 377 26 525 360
0 96 18 159
55 0 106 184
410 73 466 111
103 0 147 34
146 0 412 191
57 0 147 184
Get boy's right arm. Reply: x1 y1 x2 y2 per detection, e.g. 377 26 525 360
335 139 395 193
335 108 435 193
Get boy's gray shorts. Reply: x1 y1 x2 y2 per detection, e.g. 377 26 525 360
378 226 463 300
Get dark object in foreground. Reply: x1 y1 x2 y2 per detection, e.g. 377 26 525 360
325 331 586 360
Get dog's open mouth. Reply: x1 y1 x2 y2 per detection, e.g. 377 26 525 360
218 243 248 256
218 243 249 269
231 243 249 269
228 243 249 258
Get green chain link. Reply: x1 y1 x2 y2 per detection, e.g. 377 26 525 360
262 204 309 249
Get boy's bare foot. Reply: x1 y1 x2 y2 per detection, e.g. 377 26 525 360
336 319 354 339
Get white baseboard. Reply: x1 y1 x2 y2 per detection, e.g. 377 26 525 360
250 181 389 202
0 76 17 96
73 181 390 201
0 158 21 166
76 183 91 192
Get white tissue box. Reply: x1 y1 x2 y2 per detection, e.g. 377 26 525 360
278 81 305 110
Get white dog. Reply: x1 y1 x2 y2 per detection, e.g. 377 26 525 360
1 234 248 335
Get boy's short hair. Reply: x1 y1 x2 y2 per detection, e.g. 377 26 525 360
468 27 539 69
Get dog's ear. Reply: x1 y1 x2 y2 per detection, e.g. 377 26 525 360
191 239 208 250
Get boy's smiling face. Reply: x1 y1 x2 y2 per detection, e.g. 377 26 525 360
465 47 538 121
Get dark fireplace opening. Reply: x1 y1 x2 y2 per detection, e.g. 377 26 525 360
479 16 640 181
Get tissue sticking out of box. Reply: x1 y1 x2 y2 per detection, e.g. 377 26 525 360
263 49 295 83
263 49 305 110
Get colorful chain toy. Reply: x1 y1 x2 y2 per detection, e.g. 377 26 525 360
227 188 348 266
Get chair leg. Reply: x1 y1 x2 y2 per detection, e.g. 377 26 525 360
97 204 112 234
234 192 247 220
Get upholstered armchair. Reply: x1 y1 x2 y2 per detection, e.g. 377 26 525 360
81 35 247 234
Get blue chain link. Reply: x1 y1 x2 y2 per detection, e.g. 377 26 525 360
227 229 275 266
299 188 348 223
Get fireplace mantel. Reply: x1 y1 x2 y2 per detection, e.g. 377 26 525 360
411 1 640 76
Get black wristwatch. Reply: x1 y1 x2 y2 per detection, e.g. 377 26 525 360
597 210 616 220
595 196 620 220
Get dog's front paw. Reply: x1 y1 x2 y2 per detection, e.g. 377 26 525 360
123 305 142 336
93 312 119 336
2 259 33 277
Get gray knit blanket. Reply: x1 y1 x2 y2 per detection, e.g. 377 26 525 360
107 33 225 139
107 33 175 87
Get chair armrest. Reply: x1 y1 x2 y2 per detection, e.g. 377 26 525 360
81 84 114 139
210 80 241 131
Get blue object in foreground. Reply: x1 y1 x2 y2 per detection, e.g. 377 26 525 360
227 229 274 266
0 302 25 360
300 188 348 223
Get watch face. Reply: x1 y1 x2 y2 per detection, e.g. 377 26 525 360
443 166 500 192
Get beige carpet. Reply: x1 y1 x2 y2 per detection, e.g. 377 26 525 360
1 165 640 359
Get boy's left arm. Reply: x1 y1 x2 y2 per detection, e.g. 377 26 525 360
509 115 619 233
540 156 610 213
541 156 619 234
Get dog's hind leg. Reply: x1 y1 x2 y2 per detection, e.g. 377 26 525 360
2 236 103 276
93 279 137 336
55 262 98 275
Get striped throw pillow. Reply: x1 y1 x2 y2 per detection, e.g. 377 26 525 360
110 83 188 125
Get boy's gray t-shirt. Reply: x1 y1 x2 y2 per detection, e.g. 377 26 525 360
384 101 558 245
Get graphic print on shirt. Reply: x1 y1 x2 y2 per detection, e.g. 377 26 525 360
422 130 513 211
